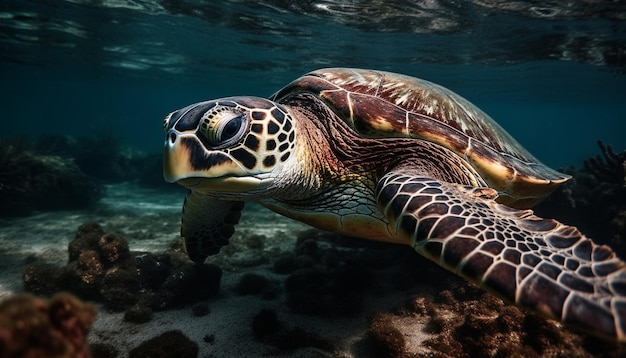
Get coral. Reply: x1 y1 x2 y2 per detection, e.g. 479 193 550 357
0 138 102 217
36 133 172 187
22 263 66 296
37 131 131 183
273 229 626 356
412 279 626 358
68 223 107 261
0 293 96 358
152 262 222 310
128 330 198 358
583 141 626 185
535 141 626 254
367 314 407 358
98 233 130 264
23 222 222 317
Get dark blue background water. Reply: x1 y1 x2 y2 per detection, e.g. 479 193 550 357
1 0 625 168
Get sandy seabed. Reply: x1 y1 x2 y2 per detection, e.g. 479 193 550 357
1 183 624 357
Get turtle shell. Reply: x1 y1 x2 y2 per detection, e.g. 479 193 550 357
271 68 570 208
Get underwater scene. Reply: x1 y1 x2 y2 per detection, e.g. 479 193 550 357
1 0 626 357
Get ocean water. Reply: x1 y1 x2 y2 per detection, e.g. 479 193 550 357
2 0 625 167
1 1 626 356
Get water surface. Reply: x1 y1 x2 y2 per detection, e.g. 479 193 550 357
1 1 625 166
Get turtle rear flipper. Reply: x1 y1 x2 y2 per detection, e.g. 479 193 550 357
376 171 626 342
181 191 244 263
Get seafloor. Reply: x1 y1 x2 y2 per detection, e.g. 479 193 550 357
1 140 625 357
0 181 625 358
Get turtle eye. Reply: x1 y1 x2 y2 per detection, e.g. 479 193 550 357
220 115 245 142
199 107 248 147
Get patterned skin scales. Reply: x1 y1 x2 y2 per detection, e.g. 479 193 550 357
162 68 626 342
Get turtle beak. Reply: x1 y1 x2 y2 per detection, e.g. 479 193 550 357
162 130 245 185
163 131 193 183
163 134 269 193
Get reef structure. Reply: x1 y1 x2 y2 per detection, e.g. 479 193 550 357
0 293 96 358
0 139 102 217
535 141 626 255
23 223 222 320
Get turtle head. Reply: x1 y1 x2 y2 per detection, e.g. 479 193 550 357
163 96 295 194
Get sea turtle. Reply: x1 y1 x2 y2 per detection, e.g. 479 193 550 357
162 68 626 342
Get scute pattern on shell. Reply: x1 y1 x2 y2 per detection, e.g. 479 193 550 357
272 68 570 208
311 68 532 162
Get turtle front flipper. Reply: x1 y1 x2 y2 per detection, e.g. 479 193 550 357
377 171 626 342
180 190 244 263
